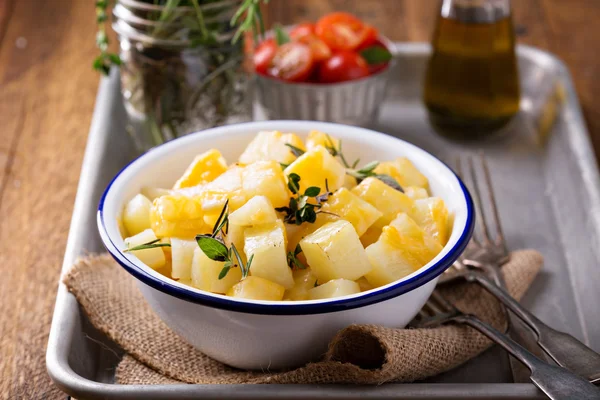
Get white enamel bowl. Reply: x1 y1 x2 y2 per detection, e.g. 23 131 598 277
98 120 474 370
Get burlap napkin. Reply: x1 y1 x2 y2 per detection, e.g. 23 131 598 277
63 250 542 385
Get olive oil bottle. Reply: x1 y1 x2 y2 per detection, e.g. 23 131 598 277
424 0 520 139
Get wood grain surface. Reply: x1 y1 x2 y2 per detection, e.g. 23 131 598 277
0 0 598 398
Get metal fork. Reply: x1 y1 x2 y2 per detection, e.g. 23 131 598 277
444 154 600 383
413 292 600 399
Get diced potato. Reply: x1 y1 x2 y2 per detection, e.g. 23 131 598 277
285 214 328 253
356 277 374 292
141 187 172 201
410 197 449 245
374 157 429 190
229 196 278 226
238 131 305 166
122 194 152 236
365 213 442 287
360 226 382 247
227 276 285 301
405 186 429 200
150 195 209 238
124 229 166 269
343 174 358 190
284 268 317 300
244 220 294 289
173 149 228 190
226 223 247 264
170 238 197 281
242 161 290 208
284 146 346 194
305 130 340 152
320 188 382 236
191 247 241 294
308 279 360 300
300 220 372 283
178 166 245 215
351 177 415 230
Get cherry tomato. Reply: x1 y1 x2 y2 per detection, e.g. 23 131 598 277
357 25 379 49
294 33 332 62
315 12 371 51
290 22 315 39
317 51 370 83
267 42 314 82
253 39 277 74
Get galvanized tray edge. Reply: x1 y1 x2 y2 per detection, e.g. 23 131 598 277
45 43 596 400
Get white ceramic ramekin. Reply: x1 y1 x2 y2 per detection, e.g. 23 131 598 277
98 120 474 370
255 40 396 126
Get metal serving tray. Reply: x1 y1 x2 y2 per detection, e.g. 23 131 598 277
47 43 600 399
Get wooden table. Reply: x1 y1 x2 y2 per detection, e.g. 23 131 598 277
0 0 598 397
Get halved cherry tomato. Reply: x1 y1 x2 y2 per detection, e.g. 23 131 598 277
294 33 331 62
267 42 314 82
357 25 379 49
290 22 315 39
315 12 371 51
317 51 369 83
253 39 277 74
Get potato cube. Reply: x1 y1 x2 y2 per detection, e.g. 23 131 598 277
343 174 358 190
191 247 241 294
365 214 442 287
179 166 246 215
284 146 346 194
305 130 340 152
239 130 305 166
229 196 278 227
284 268 317 301
150 195 209 238
242 161 290 208
360 226 382 247
356 277 374 292
285 213 329 253
122 194 152 236
170 238 197 281
124 229 166 270
374 157 429 190
308 279 360 300
227 276 285 301
173 149 228 189
409 197 449 245
300 220 372 283
244 220 294 289
320 188 382 236
351 177 415 230
404 186 429 200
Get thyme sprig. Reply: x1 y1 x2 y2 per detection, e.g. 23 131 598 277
285 143 305 158
195 199 253 280
276 175 334 225
286 244 306 270
347 161 404 192
124 238 171 252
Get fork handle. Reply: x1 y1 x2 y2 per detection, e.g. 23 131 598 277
457 314 600 399
469 271 600 382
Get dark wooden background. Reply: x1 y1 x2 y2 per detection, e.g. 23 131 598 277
0 0 598 397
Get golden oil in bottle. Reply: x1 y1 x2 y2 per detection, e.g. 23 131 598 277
423 0 520 139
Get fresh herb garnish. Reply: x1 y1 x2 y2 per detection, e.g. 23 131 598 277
195 200 253 279
285 143 305 158
274 24 291 45
360 46 393 65
347 161 404 192
275 175 334 225
124 238 171 252
231 0 270 44
324 134 353 168
279 162 290 169
287 244 306 269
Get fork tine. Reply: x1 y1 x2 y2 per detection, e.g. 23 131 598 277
455 156 481 247
430 291 456 313
480 153 507 251
468 154 492 245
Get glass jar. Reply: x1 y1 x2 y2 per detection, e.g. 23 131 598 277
423 0 520 139
112 1 252 153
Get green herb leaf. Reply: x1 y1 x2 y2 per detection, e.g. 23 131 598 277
374 174 404 192
304 187 320 197
274 24 290 45
357 160 379 175
287 173 301 194
360 46 393 65
285 143 305 158
124 239 171 252
196 235 229 262
218 265 231 280
211 199 229 237
287 244 307 269
245 254 254 279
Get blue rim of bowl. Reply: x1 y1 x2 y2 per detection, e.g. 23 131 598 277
97 133 475 316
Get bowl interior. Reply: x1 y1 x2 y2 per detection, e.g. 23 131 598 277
99 120 471 308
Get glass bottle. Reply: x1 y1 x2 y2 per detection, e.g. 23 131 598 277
423 0 520 139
